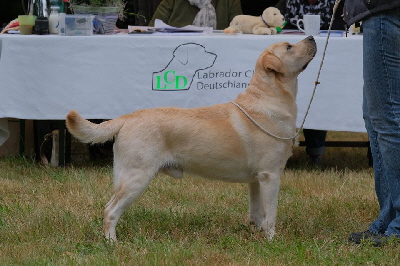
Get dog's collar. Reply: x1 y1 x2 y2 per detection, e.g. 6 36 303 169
261 17 287 33
230 101 297 142
261 15 269 27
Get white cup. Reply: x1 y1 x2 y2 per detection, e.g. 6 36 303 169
297 14 321 36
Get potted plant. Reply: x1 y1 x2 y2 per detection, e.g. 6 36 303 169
69 0 126 33
70 0 126 19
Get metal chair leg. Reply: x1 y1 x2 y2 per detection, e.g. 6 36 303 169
19 119 25 156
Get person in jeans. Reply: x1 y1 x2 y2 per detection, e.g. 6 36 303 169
344 0 400 246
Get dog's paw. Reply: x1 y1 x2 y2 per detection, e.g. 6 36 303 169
253 27 272 35
265 229 275 241
269 28 277 35
261 221 276 240
223 28 238 34
249 219 262 230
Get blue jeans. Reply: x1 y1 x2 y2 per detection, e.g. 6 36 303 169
363 8 400 237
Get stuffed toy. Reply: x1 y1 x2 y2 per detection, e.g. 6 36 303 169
224 7 286 35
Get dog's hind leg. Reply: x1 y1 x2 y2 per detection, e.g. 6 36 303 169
104 168 156 241
257 172 281 240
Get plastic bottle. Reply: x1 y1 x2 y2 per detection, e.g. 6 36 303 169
48 6 60 34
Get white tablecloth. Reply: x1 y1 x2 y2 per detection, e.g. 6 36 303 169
0 33 364 145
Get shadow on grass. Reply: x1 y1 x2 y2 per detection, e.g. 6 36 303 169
286 146 371 172
115 206 261 244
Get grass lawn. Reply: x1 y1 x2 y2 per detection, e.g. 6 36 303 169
1 132 399 265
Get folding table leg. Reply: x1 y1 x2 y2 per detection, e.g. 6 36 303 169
65 128 71 164
19 119 25 156
58 120 65 167
55 120 71 167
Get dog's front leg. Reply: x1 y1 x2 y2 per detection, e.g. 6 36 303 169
248 181 263 227
252 26 275 35
257 172 281 240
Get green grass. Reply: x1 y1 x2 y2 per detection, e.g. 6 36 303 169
1 132 399 265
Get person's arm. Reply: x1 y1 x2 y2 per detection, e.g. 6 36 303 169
148 0 174 27
228 0 243 21
216 0 243 29
331 0 345 30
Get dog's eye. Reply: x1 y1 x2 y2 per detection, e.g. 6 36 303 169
286 45 293 50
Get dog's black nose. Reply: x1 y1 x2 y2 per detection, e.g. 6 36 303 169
307 35 315 40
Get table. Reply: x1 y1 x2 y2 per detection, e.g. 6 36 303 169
0 33 364 148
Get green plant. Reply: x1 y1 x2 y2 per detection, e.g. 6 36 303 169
72 0 124 7
70 0 126 20
70 0 147 23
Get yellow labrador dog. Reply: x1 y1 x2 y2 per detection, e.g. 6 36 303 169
66 36 316 241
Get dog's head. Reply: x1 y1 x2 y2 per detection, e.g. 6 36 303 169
261 7 285 27
258 36 317 78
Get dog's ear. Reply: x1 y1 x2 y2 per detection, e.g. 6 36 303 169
262 53 285 74
173 46 190 65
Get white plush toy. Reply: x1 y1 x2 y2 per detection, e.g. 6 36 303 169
224 7 286 35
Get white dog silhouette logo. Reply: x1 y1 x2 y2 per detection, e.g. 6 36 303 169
152 43 217 91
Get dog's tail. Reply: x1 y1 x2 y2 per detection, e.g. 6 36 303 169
66 110 125 144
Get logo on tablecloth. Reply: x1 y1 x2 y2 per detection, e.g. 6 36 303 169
152 43 217 91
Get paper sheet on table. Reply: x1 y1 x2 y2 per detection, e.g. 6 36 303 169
154 19 212 34
128 21 239 35
128 20 212 35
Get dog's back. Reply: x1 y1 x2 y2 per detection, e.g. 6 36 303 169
229 15 263 33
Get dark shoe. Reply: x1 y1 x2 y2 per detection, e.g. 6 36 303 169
309 155 322 164
370 234 400 247
349 230 377 244
349 230 399 247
